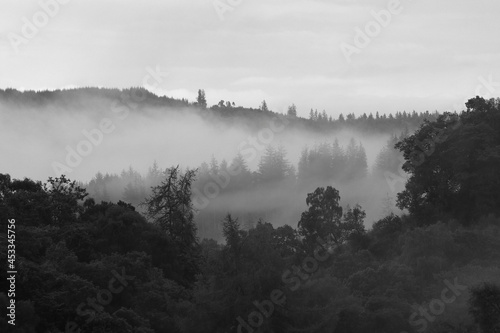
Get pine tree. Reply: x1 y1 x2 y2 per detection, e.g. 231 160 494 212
197 89 207 108
260 100 269 112
287 104 297 117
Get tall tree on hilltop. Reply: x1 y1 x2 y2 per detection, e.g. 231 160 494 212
260 100 269 112
287 104 297 117
197 89 207 108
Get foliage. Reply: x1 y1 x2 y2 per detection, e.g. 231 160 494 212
298 186 367 251
469 283 500 332
2 96 499 333
396 96 500 224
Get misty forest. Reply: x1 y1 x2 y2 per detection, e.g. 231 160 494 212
1 88 499 333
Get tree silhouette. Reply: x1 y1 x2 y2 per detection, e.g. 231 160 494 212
197 89 207 108
298 186 343 249
143 166 200 282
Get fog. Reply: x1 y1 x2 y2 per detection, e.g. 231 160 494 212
0 89 408 239
1 101 388 180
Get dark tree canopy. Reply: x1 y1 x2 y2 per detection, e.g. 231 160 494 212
396 97 500 224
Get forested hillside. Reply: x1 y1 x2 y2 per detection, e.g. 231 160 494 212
0 87 437 134
0 87 441 237
1 96 499 332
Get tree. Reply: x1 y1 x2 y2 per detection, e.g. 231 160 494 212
222 213 243 272
373 134 402 178
209 156 219 175
0 174 88 226
309 108 315 121
469 283 500 333
146 160 163 189
322 110 328 122
121 166 146 206
331 138 346 181
345 138 359 180
273 225 301 257
338 113 345 123
297 186 343 250
197 89 207 108
298 187 368 251
260 100 269 112
396 97 500 224
355 144 368 178
258 145 291 183
287 104 297 117
43 175 88 225
227 153 252 191
342 204 366 238
144 166 197 243
143 166 200 282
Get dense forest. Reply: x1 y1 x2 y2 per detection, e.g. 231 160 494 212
0 87 438 134
84 133 405 241
1 87 438 237
1 95 500 333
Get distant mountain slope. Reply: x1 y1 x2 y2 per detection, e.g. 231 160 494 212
0 87 439 135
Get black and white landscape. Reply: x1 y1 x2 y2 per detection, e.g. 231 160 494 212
1 1 500 332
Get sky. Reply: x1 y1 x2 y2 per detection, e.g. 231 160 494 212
1 0 500 117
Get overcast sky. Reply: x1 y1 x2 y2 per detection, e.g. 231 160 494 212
1 0 499 117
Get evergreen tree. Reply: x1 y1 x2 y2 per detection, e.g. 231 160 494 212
222 213 243 272
287 104 297 117
197 89 207 108
260 100 269 112
143 166 200 282
258 145 291 183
